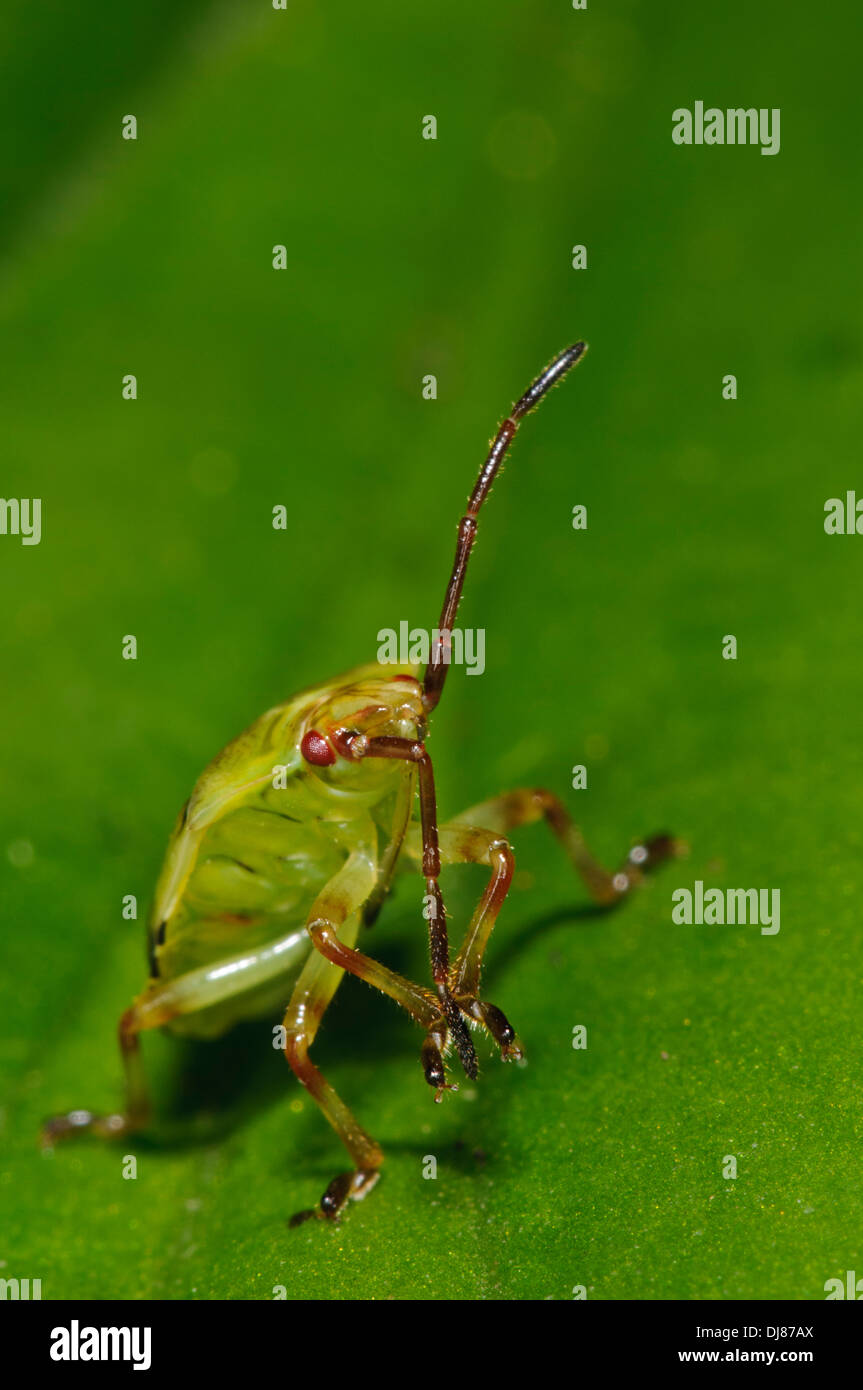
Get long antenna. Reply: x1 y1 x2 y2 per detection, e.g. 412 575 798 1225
422 341 588 713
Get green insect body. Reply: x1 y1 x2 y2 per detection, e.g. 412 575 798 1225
43 343 680 1224
144 663 421 1040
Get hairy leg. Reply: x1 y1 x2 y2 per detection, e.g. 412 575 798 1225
404 821 521 1065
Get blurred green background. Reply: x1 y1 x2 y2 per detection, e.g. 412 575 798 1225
1 0 861 1301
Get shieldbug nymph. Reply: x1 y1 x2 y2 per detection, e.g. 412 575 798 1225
43 343 681 1225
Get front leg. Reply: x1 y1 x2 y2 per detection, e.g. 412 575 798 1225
339 733 481 1085
405 821 523 1063
290 843 463 1222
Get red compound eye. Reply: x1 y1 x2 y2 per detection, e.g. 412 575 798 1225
301 729 336 766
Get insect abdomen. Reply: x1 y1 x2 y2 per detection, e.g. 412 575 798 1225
151 804 343 984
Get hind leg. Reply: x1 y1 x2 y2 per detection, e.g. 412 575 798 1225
41 919 314 1147
41 1006 149 1145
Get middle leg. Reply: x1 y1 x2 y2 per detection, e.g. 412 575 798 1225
450 788 681 906
404 790 681 1061
283 909 386 1226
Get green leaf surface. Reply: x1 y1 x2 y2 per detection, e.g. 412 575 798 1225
1 0 861 1300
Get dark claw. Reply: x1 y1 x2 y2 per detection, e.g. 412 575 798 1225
455 996 524 1063
320 1171 353 1219
482 1002 515 1047
441 994 478 1080
423 1056 446 1089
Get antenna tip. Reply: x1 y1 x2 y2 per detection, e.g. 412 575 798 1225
512 340 589 419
